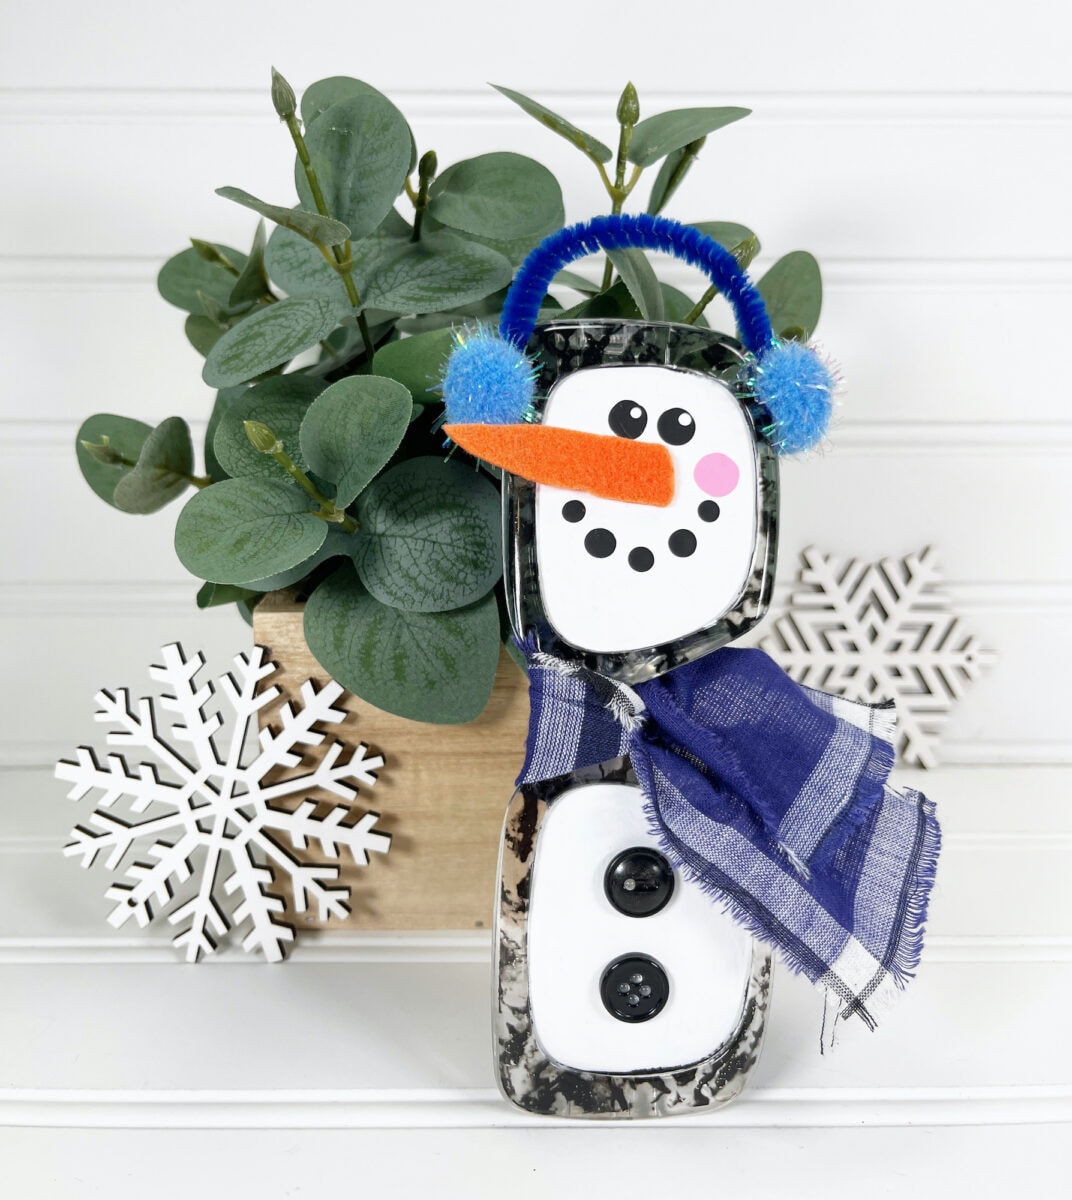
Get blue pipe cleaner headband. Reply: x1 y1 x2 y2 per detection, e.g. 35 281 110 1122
442 213 836 455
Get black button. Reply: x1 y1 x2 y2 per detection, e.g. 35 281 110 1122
604 847 675 917
600 955 669 1022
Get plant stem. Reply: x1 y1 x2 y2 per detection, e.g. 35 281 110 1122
282 111 376 367
651 137 705 216
682 284 718 326
275 450 358 531
600 85 641 291
243 422 359 532
79 439 212 488
410 150 438 243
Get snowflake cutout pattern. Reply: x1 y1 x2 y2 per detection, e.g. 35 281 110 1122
760 546 994 768
55 644 390 961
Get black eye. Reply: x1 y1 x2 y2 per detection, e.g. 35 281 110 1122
609 400 647 439
657 407 695 445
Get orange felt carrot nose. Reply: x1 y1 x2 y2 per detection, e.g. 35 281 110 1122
444 423 675 507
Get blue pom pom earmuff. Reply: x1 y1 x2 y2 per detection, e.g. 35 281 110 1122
442 213 835 455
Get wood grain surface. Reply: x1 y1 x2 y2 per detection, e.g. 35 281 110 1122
253 590 529 930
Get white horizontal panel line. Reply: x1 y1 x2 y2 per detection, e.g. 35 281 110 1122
10 738 1072 775
4 89 1072 126
4 255 1072 290
1 1084 1069 1129
0 933 1066 967
3 418 209 451
9 418 1072 454
7 832 1069 856
927 936 1072 964
5 577 1072 617
944 833 1072 850
0 837 60 853
0 581 207 618
941 741 1072 765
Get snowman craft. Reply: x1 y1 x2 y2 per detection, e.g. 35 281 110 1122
443 215 940 1119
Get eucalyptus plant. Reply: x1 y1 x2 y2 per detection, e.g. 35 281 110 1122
76 72 823 725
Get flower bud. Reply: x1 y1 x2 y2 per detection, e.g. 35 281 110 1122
616 82 640 128
244 420 281 455
270 67 297 121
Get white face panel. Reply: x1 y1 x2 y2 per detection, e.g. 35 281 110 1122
534 364 759 655
527 781 754 1074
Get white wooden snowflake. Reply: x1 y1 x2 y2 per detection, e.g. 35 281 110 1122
760 546 994 768
55 643 390 961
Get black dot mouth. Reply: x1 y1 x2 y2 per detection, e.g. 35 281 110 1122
668 529 697 558
583 527 616 558
563 499 719 568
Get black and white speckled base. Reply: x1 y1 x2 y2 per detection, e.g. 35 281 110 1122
494 762 772 1120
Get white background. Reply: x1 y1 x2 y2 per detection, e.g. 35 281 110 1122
1 1 1070 1194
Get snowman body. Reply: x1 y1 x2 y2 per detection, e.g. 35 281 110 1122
495 321 776 1119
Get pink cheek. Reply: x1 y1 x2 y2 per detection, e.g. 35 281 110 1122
693 453 739 498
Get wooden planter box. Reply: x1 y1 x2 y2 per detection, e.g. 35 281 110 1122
253 590 529 931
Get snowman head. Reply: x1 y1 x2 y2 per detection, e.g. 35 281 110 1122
442 216 833 682
505 322 777 680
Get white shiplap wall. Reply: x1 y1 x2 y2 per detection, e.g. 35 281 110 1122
1 1 1070 1192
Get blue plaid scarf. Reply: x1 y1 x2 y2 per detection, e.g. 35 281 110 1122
519 645 940 1031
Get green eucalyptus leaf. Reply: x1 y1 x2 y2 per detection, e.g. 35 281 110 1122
428 152 563 241
373 327 454 404
660 283 709 327
604 247 665 321
175 476 328 585
240 524 356 591
236 596 258 626
628 107 750 168
690 221 758 255
265 212 411 313
299 375 411 507
364 231 513 314
351 457 502 613
646 144 702 215
419 208 559 271
158 245 248 314
196 581 261 610
297 93 411 241
202 297 338 388
216 187 351 247
194 289 230 326
556 279 641 322
552 269 601 296
228 220 272 308
304 564 500 724
301 77 417 173
491 84 612 163
756 251 823 340
205 386 247 481
185 314 225 357
301 77 373 125
75 414 152 505
264 223 348 302
111 416 195 514
213 374 325 480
